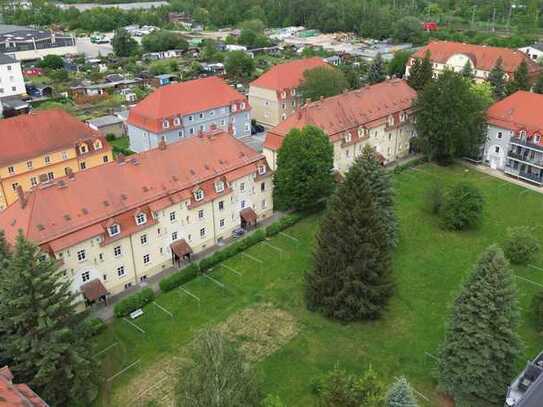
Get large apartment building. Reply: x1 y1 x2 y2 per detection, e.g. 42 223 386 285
406 41 541 83
483 90 543 186
127 76 251 153
0 130 273 307
248 57 329 128
263 79 417 173
0 53 25 99
0 109 113 211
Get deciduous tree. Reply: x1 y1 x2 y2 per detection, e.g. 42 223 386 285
112 28 138 57
299 66 349 101
224 50 255 80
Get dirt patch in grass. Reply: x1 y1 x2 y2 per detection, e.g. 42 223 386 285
216 303 299 361
108 304 298 406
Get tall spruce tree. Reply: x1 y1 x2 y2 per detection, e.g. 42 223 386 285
386 376 418 407
408 51 433 91
368 53 386 84
508 59 530 94
534 71 543 94
438 246 521 405
488 57 507 100
0 232 97 406
461 60 474 81
305 152 394 321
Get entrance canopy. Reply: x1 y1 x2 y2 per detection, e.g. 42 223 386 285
170 239 193 258
80 278 108 302
240 207 257 225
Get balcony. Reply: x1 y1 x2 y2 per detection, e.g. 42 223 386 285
505 165 543 185
507 150 543 169
510 137 543 153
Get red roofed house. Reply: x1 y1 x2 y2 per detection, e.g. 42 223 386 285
0 109 113 211
263 79 417 173
484 90 543 186
127 76 251 153
0 366 48 406
248 57 329 128
0 130 273 306
406 41 541 83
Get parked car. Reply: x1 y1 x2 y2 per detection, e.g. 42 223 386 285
251 120 265 135
232 227 246 238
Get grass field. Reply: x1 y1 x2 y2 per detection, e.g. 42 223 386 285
92 163 543 406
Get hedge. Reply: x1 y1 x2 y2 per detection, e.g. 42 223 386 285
392 156 427 174
159 263 199 292
265 213 304 237
114 287 155 318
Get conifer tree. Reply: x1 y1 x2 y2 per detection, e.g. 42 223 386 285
534 71 543 94
368 53 386 84
438 246 521 405
386 376 418 407
488 57 507 100
461 60 474 81
408 51 433 91
0 232 97 406
305 153 394 321
508 59 530 94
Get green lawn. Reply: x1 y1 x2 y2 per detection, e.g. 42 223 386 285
92 163 543 406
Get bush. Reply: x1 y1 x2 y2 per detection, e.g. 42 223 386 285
440 182 484 230
114 287 155 318
265 213 304 237
106 134 116 142
502 226 540 265
79 318 106 338
159 263 199 292
425 182 444 214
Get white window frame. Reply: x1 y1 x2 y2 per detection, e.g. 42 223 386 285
114 245 122 257
143 254 151 264
82 271 90 282
135 212 147 225
77 249 86 262
108 224 120 237
258 165 266 176
117 265 125 277
194 189 204 201
140 234 148 245
215 181 225 193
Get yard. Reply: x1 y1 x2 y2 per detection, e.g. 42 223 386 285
91 163 543 406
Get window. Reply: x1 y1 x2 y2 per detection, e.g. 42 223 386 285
189 127 195 135
99 253 103 261
169 211 176 222
497 131 502 139
199 112 204 119
215 180 225 193
241 102 246 110
80 162 86 170
281 103 286 110
80 144 88 154
291 100 296 107
30 177 38 186
109 224 120 237
77 249 86 262
241 200 246 209
495 146 500 153
8 166 14 174
194 189 204 201
231 104 237 112
140 234 148 245
344 133 351 143
94 140 102 149
240 182 245 192
143 254 150 264
82 271 90 282
220 119 226 126
7 65 11 71
61 151 68 160
261 199 267 209
64 167 72 176
135 212 147 225
198 209 204 219
258 165 266 176
200 228 206 237
11 182 18 191
162 120 170 129
172 231 178 241
174 117 181 126
218 200 224 211
199 124 205 132
124 282 132 290
219 218 225 228
209 110 215 117
48 172 54 180
26 160 32 169
117 266 125 277
114 245 122 257
261 182 265 192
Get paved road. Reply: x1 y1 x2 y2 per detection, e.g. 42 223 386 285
239 132 266 152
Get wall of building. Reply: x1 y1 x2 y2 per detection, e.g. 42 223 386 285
249 86 301 128
128 106 251 153
0 60 25 99
483 125 513 171
4 45 78 62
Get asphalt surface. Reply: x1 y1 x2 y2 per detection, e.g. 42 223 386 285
239 132 266 152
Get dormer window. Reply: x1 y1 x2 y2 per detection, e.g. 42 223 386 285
79 144 88 154
344 132 352 143
534 134 541 144
135 212 147 225
173 117 181 126
357 127 366 138
215 181 225 193
520 130 527 139
108 224 120 237
291 89 296 96
400 112 406 122
240 102 246 110
281 91 287 99
162 120 170 129
194 189 204 201
258 165 266 175
231 104 237 112
94 139 102 150
387 115 394 126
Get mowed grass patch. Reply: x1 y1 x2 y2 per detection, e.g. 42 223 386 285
93 163 543 406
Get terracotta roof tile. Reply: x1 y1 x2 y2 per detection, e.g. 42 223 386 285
412 41 541 75
264 79 416 151
0 366 48 406
127 76 249 133
250 57 329 91
0 109 109 167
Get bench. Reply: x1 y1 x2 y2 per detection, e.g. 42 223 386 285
130 309 144 319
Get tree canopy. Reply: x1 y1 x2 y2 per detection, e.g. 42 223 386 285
141 30 188 53
224 50 255 80
368 53 386 84
487 57 507 100
112 28 138 57
392 16 423 44
37 54 64 70
407 51 433 91
298 66 349 101
388 50 411 78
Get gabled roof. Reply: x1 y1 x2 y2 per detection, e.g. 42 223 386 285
487 91 543 145
412 41 541 75
264 79 416 151
0 131 266 248
0 53 16 65
0 366 48 407
0 109 110 167
250 57 329 91
127 76 249 133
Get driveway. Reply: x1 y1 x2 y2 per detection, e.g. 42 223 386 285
239 131 266 152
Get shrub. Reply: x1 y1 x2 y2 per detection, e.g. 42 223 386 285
265 213 304 237
106 133 116 142
114 287 155 317
79 318 106 338
440 182 484 230
159 263 199 292
502 226 540 265
425 182 444 214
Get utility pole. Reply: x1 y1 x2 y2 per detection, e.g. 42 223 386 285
492 7 496 32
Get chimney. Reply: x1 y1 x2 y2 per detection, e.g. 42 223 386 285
15 185 27 209
305 98 311 106
158 138 167 150
116 153 125 164
343 88 348 94
319 95 324 101
66 167 75 180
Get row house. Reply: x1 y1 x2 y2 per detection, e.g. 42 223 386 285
248 57 330 128
0 130 273 308
484 91 543 186
0 109 113 211
263 79 417 173
405 41 540 84
127 76 251 153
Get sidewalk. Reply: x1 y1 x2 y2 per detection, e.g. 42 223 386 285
91 211 285 321
463 162 543 195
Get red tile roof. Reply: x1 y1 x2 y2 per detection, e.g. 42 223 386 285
0 109 110 167
264 79 416 151
412 41 541 75
487 90 543 144
0 366 48 407
0 131 267 249
127 76 249 134
250 57 329 91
